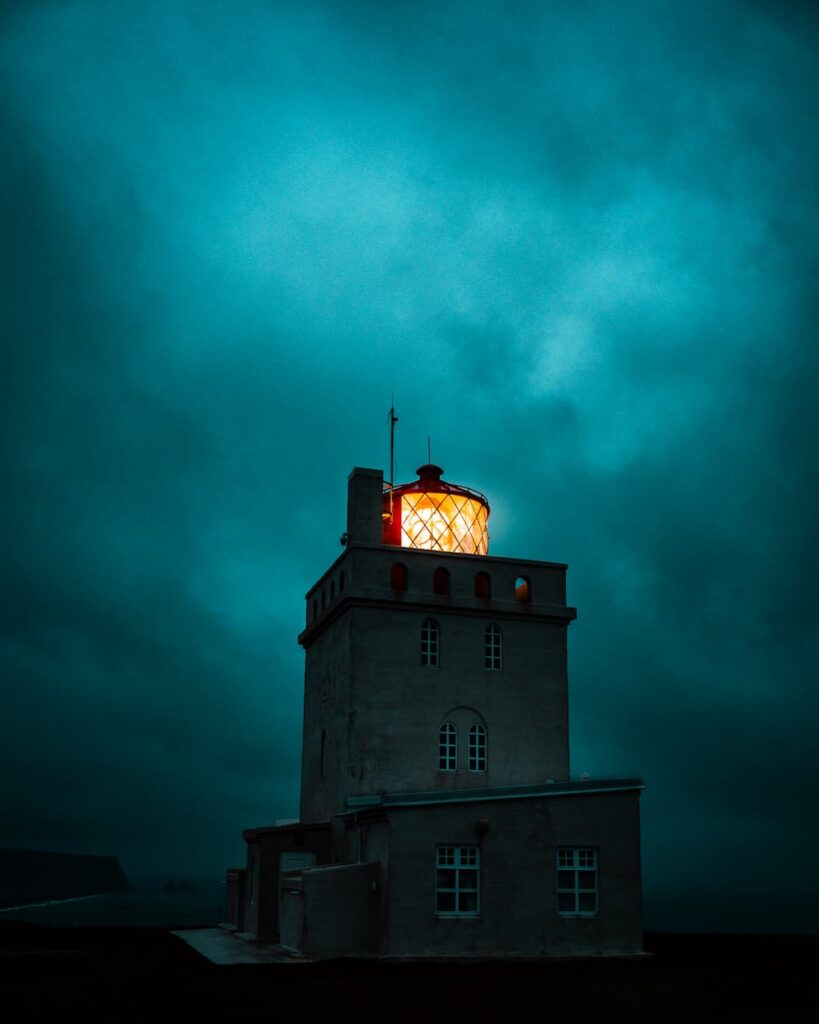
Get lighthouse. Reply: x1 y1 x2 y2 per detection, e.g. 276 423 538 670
227 463 644 958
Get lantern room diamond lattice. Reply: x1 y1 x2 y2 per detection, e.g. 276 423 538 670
400 491 489 556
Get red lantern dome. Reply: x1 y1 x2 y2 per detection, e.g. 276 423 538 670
382 464 490 556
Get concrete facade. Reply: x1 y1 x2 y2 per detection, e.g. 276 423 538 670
298 539 576 822
228 465 644 957
380 788 643 956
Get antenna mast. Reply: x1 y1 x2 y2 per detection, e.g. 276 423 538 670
387 400 399 515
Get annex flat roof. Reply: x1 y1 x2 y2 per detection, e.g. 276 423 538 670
345 777 644 811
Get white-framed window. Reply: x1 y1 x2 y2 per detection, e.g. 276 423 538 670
484 624 502 670
556 847 598 916
439 722 457 771
421 618 439 666
436 845 480 916
468 723 487 772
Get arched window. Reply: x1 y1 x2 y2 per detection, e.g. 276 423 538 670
320 729 326 779
515 576 531 603
330 580 336 600
339 571 345 591
475 572 491 599
391 562 408 592
469 724 487 772
484 624 502 671
321 589 327 610
312 599 318 622
433 567 451 596
421 618 439 666
439 722 457 771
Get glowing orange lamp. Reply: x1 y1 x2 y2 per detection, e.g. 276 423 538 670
382 464 490 556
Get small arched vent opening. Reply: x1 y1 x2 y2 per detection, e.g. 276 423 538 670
433 567 451 596
391 563 409 592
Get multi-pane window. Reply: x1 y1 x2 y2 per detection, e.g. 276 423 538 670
439 723 457 771
436 846 480 916
556 847 598 916
468 724 487 772
421 618 439 666
484 624 502 670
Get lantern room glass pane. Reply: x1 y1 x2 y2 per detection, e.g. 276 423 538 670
400 492 489 556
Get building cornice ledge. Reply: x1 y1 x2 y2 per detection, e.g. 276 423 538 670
299 594 577 647
345 778 644 811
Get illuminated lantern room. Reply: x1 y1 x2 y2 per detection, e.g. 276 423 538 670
382 464 490 556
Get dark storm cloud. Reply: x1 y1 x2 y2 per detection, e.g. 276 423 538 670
0 87 303 874
1 0 817 925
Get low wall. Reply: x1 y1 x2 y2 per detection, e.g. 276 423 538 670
303 862 379 957
225 868 245 929
279 876 305 951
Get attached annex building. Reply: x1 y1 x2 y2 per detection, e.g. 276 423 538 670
226 464 644 957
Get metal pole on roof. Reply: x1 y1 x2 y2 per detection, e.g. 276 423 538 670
387 400 399 521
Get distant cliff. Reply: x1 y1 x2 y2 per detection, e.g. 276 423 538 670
0 848 133 907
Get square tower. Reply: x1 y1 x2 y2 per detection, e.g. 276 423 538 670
299 466 576 822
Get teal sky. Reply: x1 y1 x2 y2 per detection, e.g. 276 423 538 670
2 0 817 931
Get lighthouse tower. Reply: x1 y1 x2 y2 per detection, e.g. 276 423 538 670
299 464 574 822
228 464 644 959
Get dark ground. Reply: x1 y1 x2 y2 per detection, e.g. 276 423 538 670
0 924 815 1021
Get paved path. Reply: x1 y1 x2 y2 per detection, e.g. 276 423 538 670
172 928 308 965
